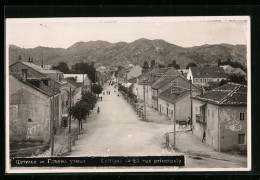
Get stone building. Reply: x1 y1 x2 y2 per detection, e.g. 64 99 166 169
191 82 247 152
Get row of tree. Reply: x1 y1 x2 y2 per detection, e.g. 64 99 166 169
142 60 197 70
70 91 97 133
218 58 246 72
52 61 97 83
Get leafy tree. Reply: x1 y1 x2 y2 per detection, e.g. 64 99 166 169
142 61 149 69
71 62 97 83
219 79 227 87
150 60 156 68
158 64 166 68
52 62 71 73
168 60 180 69
229 74 246 84
70 100 89 133
91 84 103 97
81 91 97 109
218 59 222 66
186 62 197 69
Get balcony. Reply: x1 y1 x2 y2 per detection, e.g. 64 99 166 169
196 114 207 125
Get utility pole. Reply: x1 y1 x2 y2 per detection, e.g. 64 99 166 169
189 77 193 133
171 80 178 150
143 83 146 121
51 90 55 156
69 87 72 134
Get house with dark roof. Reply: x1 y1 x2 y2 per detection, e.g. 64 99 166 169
187 67 227 86
191 82 247 152
158 86 201 121
151 70 201 110
9 72 61 143
220 65 247 80
134 67 171 106
10 60 71 128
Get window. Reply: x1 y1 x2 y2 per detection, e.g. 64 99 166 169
205 79 207 82
212 110 215 118
200 78 203 82
240 113 245 120
238 134 246 145
217 79 219 82
208 109 210 116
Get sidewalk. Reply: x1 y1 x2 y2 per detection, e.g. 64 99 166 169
168 131 247 167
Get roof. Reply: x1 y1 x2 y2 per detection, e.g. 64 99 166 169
192 82 247 106
138 67 170 85
10 72 60 97
10 61 66 85
158 87 190 103
190 66 227 78
65 78 82 88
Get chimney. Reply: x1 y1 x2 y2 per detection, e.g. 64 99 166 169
28 57 31 63
18 55 22 61
21 69 28 82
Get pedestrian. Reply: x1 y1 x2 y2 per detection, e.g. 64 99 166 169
103 92 105 95
202 131 206 142
107 90 108 95
109 91 110 95
101 96 103 101
97 106 100 114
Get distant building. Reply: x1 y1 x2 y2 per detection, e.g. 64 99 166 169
158 86 200 121
126 65 142 80
191 83 247 152
187 67 227 86
9 71 60 143
220 65 247 80
63 74 91 92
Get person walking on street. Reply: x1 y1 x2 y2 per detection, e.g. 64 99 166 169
101 96 103 101
97 106 100 114
202 131 206 142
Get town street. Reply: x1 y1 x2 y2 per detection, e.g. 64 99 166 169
69 83 247 168
69 83 176 157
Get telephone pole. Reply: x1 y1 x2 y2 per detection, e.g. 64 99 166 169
51 90 55 156
69 87 72 134
171 80 178 150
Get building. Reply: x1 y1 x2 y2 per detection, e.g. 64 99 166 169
158 86 200 121
126 65 143 80
9 71 60 143
220 65 247 80
135 66 171 106
187 67 227 86
191 83 247 152
9 60 70 128
63 74 92 92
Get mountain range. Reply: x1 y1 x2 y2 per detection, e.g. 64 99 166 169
9 38 247 69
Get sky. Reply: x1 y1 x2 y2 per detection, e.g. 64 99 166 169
6 17 249 49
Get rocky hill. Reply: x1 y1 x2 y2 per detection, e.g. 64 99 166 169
8 38 247 69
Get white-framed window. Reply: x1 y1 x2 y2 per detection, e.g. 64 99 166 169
240 112 245 120
238 134 246 145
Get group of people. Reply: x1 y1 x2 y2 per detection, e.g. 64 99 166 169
103 90 111 95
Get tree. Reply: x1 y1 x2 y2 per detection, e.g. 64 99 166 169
186 62 197 69
91 84 103 97
218 59 222 66
52 62 70 73
81 91 97 109
229 74 246 84
70 100 89 133
219 79 227 87
150 60 156 68
142 61 149 69
158 64 166 68
168 60 180 69
71 62 97 83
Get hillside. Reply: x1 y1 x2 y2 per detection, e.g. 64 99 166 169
8 39 247 69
